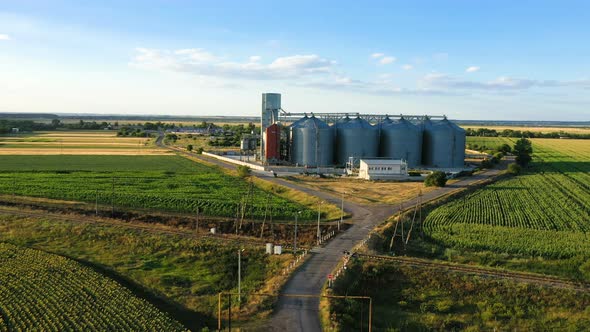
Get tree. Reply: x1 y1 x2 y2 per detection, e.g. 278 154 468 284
236 165 251 178
424 171 447 187
498 143 512 154
186 144 193 152
513 138 533 166
507 163 521 175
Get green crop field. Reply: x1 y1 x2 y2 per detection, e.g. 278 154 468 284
0 214 292 329
0 155 315 220
466 136 515 151
0 242 186 331
424 138 590 259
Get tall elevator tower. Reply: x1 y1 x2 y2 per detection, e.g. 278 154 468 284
260 93 281 161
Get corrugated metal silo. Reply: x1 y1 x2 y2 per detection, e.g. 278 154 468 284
449 120 466 167
290 116 333 167
422 118 464 168
380 117 422 167
334 116 379 166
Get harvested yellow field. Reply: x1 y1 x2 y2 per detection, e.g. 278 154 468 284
0 131 168 155
0 149 171 155
461 125 590 134
287 176 433 205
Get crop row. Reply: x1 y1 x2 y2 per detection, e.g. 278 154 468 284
0 242 186 331
423 138 590 258
0 171 315 220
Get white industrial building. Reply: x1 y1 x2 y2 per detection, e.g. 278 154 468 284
358 159 408 180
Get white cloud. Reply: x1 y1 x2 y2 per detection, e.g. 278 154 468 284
466 66 480 73
402 64 413 70
371 53 384 58
423 73 590 91
379 56 396 65
131 48 336 80
0 34 11 41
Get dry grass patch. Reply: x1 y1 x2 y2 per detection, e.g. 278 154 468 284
461 125 590 134
287 176 432 206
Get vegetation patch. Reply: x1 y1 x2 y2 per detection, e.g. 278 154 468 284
0 242 187 331
328 259 590 331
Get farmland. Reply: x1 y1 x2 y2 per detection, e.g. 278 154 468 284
461 125 590 135
0 213 293 330
0 131 168 155
466 136 515 151
423 138 590 260
0 155 317 220
328 259 590 331
0 242 186 331
286 175 433 206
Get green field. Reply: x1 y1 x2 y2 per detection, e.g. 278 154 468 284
466 136 515 151
329 259 590 331
0 214 290 329
0 155 316 220
0 242 186 331
424 139 590 259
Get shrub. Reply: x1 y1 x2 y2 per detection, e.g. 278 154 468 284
507 163 521 175
196 147 204 154
237 165 251 178
480 159 494 169
424 171 447 187
499 143 512 154
186 144 193 151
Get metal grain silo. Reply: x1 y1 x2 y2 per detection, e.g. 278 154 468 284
380 117 422 167
334 116 378 166
290 115 333 167
449 120 466 167
422 118 464 168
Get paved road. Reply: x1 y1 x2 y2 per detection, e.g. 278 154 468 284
158 137 506 331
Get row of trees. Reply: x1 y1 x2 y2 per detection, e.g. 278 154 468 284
426 138 532 187
466 127 590 139
0 119 116 134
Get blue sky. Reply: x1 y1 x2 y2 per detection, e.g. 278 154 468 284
0 1 589 120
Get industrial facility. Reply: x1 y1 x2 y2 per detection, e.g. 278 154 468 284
257 93 466 171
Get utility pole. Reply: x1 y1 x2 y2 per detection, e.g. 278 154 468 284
317 201 324 246
238 248 244 304
340 191 345 232
111 177 115 218
196 206 200 234
294 211 301 252
95 189 98 216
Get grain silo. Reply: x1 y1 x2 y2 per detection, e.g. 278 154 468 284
422 118 464 168
380 117 422 167
290 115 334 167
450 120 466 167
334 116 379 166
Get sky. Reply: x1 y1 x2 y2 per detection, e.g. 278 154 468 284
0 1 589 121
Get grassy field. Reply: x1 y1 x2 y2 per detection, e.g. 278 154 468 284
0 242 186 331
0 214 292 330
329 259 590 331
423 138 590 259
0 155 319 220
0 131 169 155
286 176 432 206
466 136 515 151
